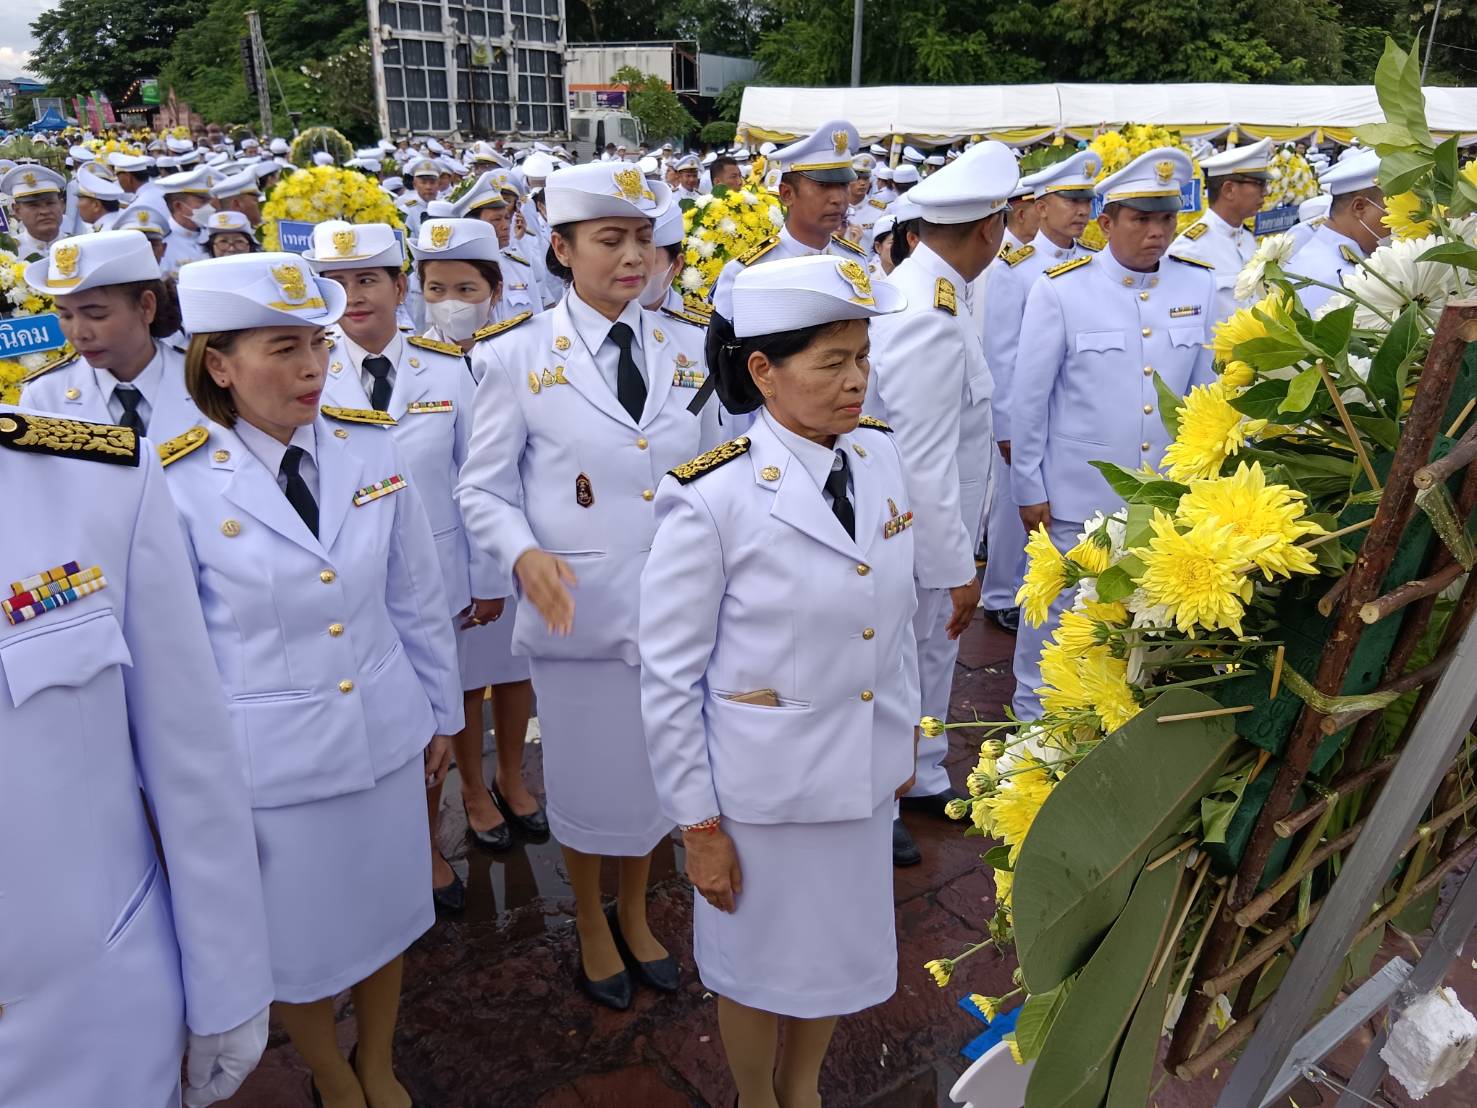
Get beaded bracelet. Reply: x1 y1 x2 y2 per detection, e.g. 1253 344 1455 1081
682 815 722 834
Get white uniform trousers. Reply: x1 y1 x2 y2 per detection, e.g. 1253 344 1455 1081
981 453 1026 611
1010 516 1084 721
905 584 956 797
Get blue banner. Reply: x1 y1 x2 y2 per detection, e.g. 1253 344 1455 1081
275 220 407 258
0 313 66 357
1254 205 1300 236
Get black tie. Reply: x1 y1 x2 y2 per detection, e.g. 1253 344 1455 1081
363 355 394 412
608 321 647 423
280 446 319 538
115 385 145 434
824 450 855 541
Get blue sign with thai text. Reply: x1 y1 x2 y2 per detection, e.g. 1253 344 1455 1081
276 220 407 258
0 312 66 357
1254 205 1300 236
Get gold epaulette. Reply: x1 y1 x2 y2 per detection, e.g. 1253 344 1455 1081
321 406 397 426
661 306 710 329
682 294 714 316
1182 221 1209 241
1002 244 1035 268
1078 240 1103 252
0 411 139 466
857 415 893 433
472 311 532 342
830 233 865 256
668 436 751 485
502 251 530 266
1169 254 1216 271
869 197 887 210
1046 256 1092 279
934 277 958 315
158 425 209 467
407 335 464 357
737 236 778 266
20 347 79 383
1339 244 1362 264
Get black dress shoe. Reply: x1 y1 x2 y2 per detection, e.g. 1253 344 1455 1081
576 957 634 1010
893 819 921 867
900 787 967 820
432 862 465 915
984 606 1020 634
311 1080 323 1108
607 904 680 992
490 778 550 838
464 800 514 852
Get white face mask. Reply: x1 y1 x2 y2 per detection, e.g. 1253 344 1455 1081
191 203 217 226
427 298 492 341
641 262 678 308
1357 203 1391 250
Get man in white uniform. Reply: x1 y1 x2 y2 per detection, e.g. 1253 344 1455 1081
1170 138 1275 322
2 165 68 261
1289 149 1384 313
155 165 214 277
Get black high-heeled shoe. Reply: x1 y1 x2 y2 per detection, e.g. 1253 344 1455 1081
607 904 680 993
463 797 514 852
490 778 550 839
576 956 634 1010
347 1045 419 1108
432 855 465 915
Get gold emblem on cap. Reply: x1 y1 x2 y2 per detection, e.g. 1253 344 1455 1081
1084 159 1098 178
614 167 643 202
831 130 849 155
214 213 232 227
1155 159 1175 183
221 519 241 537
333 228 357 256
272 263 308 301
137 210 150 224
429 223 452 249
53 242 80 278
22 171 36 188
837 259 875 306
555 335 571 352
761 465 781 482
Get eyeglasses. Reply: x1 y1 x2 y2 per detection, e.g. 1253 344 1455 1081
1227 176 1270 192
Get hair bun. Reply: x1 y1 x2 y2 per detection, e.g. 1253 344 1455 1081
705 312 765 415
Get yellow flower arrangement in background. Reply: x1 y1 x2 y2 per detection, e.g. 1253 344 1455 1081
1 251 57 403
260 167 404 253
676 172 784 302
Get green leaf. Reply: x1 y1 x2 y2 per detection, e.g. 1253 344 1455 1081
1123 502 1155 551
1233 335 1310 373
985 845 1014 871
1230 377 1291 421
1349 414 1401 452
1012 688 1239 992
1015 976 1076 1061
1367 304 1423 418
1416 242 1477 272
1104 929 1177 1108
1088 460 1150 501
1381 150 1435 198
1373 34 1434 148
1433 135 1461 208
1238 447 1357 498
1095 564 1136 603
1280 365 1323 415
1153 371 1184 439
1129 480 1189 512
1024 856 1183 1108
1355 122 1416 151
1312 303 1356 360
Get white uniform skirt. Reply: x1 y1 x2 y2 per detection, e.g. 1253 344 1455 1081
528 657 670 857
455 595 531 690
253 755 433 1003
694 797 897 1019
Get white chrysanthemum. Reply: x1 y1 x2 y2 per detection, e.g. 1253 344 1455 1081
694 237 717 259
1235 233 1296 301
1342 234 1466 329
693 193 717 208
679 266 706 292
738 190 758 205
718 217 740 237
768 204 784 225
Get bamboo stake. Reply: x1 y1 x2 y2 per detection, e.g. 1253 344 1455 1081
1299 516 1374 550
1268 645 1286 700
1152 859 1212 987
1236 819 1366 928
1157 704 1254 725
1168 885 1228 1031
1317 358 1381 492
1146 835 1198 872
1447 396 1477 438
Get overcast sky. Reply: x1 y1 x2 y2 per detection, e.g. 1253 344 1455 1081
1 0 54 81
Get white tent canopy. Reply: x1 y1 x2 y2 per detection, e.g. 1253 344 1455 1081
738 83 1477 146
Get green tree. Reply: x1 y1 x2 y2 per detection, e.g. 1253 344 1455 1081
30 0 205 100
611 65 699 143
7 96 38 128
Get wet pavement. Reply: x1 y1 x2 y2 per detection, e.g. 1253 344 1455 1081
221 614 1477 1108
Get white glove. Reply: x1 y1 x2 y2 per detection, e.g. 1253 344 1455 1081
182 1007 270 1108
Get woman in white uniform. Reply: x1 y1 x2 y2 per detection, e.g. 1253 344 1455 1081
20 229 199 442
164 252 463 1108
640 255 921 1108
411 217 546 865
456 162 720 1010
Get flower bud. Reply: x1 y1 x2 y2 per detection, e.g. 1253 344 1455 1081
919 715 946 738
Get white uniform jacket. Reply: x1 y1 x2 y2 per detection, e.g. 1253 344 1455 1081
639 414 920 826
1290 223 1365 314
1010 250 1218 524
981 235 1095 441
162 416 463 809
497 245 544 321
1170 208 1255 322
322 333 508 613
21 342 202 443
867 243 994 590
710 227 871 318
0 409 271 1108
160 217 207 277
456 298 721 665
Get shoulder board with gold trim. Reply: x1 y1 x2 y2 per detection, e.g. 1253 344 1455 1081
661 306 710 329
1002 244 1035 268
407 335 465 357
830 233 866 256
19 347 80 383
857 415 893 433
668 436 751 485
682 294 714 316
869 197 888 210
158 425 209 467
737 236 778 266
1077 240 1103 253
0 411 139 466
321 406 398 426
502 251 530 267
1046 256 1092 279
398 324 415 332
472 311 533 342
1169 254 1216 271
934 277 958 315
1339 244 1362 264
1181 221 1209 241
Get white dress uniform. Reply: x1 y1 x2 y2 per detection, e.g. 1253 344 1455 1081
1170 138 1275 323
640 257 917 1018
1290 149 1382 313
710 226 870 319
166 253 463 1001
1009 149 1218 721
21 342 199 439
0 408 272 1108
496 245 542 322
2 164 68 262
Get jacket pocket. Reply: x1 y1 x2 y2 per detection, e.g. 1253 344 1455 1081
0 607 132 709
105 863 160 948
1076 330 1126 355
1170 326 1206 349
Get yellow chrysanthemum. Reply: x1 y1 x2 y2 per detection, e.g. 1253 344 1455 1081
1221 360 1256 388
1078 649 1141 731
993 867 1014 911
919 715 946 737
1037 639 1093 714
925 958 954 987
1383 191 1436 241
1211 290 1290 365
1176 462 1325 580
981 759 1054 863
1137 511 1270 636
1161 380 1266 483
971 994 1003 1020
1016 525 1070 626
1066 531 1112 575
1052 609 1102 657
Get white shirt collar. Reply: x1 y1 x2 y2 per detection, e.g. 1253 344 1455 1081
235 418 318 480
780 225 826 257
908 241 969 291
1206 208 1245 238
761 408 842 495
91 342 165 404
566 286 644 359
342 331 405 376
